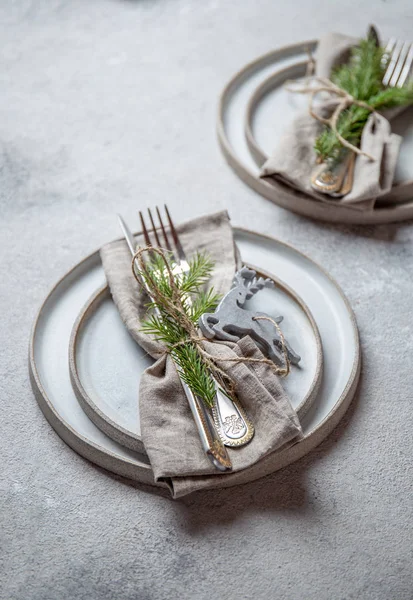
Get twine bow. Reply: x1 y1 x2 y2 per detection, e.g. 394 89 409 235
286 65 376 161
131 246 290 403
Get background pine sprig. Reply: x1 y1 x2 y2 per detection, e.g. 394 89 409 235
140 252 221 407
314 37 413 163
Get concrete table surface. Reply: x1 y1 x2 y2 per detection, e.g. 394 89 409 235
1 2 412 599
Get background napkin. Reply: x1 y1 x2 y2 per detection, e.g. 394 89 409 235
100 211 302 497
260 32 403 211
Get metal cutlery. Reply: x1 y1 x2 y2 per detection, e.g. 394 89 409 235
137 206 254 448
382 37 413 89
118 212 232 472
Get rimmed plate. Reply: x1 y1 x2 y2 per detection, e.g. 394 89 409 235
69 266 323 452
218 40 413 224
29 228 360 492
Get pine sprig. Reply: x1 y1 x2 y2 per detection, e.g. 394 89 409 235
189 288 221 323
171 344 217 403
314 37 413 162
140 251 221 407
180 253 216 294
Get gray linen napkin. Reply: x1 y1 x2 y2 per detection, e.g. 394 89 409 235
260 32 403 211
100 211 302 497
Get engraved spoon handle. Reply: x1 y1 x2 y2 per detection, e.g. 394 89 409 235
213 386 254 447
311 151 353 196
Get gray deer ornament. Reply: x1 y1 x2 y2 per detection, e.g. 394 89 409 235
199 266 301 367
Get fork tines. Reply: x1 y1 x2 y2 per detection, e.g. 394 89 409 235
382 38 413 88
139 205 185 262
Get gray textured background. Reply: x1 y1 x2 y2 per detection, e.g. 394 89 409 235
1 1 413 599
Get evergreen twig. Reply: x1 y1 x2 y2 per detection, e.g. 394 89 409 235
140 252 221 407
314 37 413 163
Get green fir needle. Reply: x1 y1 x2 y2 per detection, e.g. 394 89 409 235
314 37 413 163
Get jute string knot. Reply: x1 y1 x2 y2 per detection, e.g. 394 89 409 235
131 247 290 399
285 53 376 161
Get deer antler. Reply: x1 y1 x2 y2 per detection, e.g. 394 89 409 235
233 266 256 287
248 275 274 294
259 276 274 288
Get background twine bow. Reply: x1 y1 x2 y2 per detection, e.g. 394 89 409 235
132 247 290 404
286 54 376 161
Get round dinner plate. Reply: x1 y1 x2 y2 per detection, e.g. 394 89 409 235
218 40 413 224
69 266 323 453
29 228 361 492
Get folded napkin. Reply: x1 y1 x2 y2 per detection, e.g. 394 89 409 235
100 211 302 497
260 32 403 211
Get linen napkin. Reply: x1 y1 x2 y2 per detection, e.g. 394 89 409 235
259 32 403 211
100 211 302 497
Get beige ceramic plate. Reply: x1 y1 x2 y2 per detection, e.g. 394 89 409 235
69 265 323 453
29 228 360 492
218 40 413 224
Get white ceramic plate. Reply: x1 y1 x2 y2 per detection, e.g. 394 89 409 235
69 265 323 452
218 40 413 224
29 229 360 491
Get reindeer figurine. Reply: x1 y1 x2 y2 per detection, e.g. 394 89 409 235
199 266 301 367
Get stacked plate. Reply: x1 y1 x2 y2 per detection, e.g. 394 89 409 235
218 39 413 224
29 228 360 492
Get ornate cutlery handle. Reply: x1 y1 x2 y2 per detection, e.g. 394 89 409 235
213 386 254 447
180 377 232 471
311 151 355 197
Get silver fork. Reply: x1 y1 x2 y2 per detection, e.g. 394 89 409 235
118 213 232 472
139 206 255 448
311 31 413 197
382 38 413 88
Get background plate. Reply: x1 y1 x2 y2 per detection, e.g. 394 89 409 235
247 64 413 185
218 40 413 224
29 228 360 492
